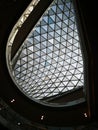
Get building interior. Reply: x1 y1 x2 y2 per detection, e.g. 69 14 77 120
0 0 98 129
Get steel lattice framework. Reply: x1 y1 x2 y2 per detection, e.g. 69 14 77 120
7 0 84 103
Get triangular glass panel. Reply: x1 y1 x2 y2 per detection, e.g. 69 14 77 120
41 27 47 34
49 31 54 37
55 32 60 38
47 48 52 55
48 26 54 32
48 8 55 15
27 48 33 55
50 24 55 31
51 5 57 13
41 36 46 42
55 36 61 42
41 43 46 50
34 46 40 52
69 19 74 26
62 27 67 33
50 15 55 22
70 11 74 18
42 25 48 32
66 2 71 9
56 16 61 23
58 4 64 11
33 30 40 37
57 6 62 14
70 16 75 22
35 35 41 41
48 33 53 40
58 14 63 20
58 0 64 5
63 14 68 21
43 16 48 23
48 17 54 24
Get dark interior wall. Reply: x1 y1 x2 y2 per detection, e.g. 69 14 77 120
0 123 9 130
0 0 32 42
77 0 98 120
0 0 32 129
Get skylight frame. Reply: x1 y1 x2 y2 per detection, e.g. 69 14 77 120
6 0 86 107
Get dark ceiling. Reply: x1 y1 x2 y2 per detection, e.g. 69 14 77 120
0 0 98 129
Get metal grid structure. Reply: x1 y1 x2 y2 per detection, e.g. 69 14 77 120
8 0 84 103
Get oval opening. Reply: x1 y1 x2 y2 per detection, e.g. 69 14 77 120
6 0 86 107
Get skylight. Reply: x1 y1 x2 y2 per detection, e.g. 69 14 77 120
6 0 84 106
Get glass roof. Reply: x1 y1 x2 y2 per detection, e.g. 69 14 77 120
8 0 84 105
